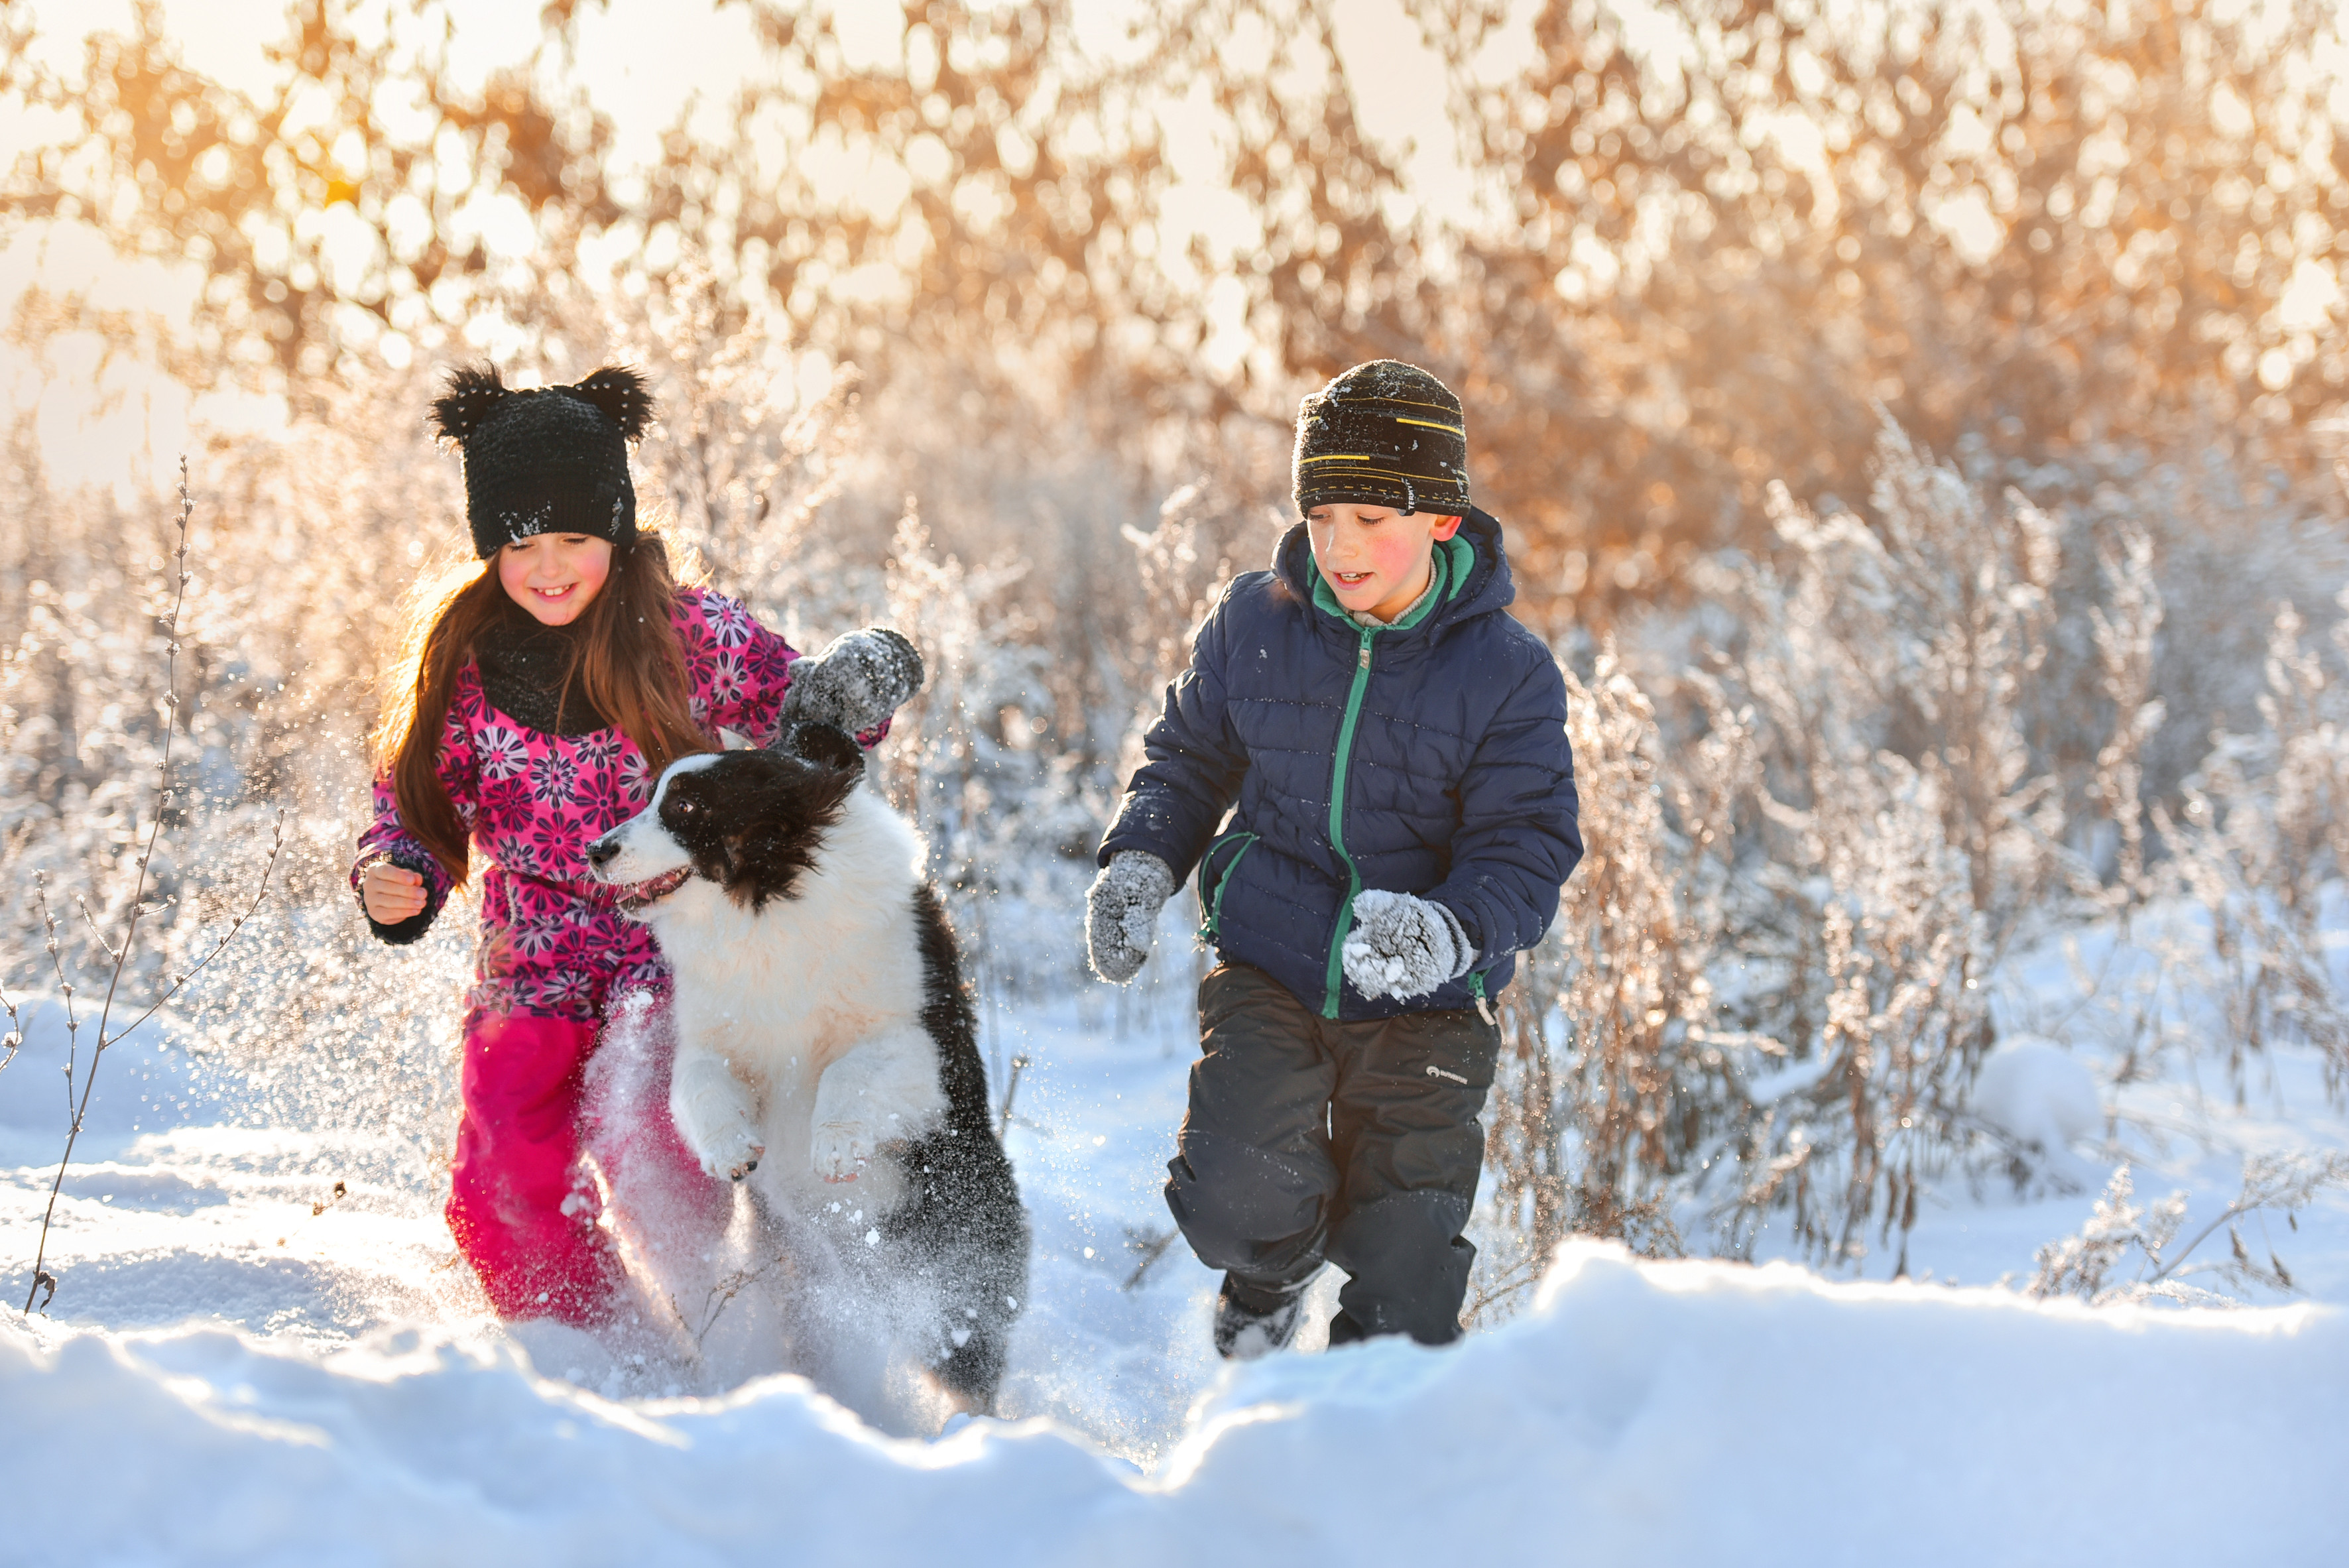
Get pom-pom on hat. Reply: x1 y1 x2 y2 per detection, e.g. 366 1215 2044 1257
431 364 654 558
1292 359 1469 518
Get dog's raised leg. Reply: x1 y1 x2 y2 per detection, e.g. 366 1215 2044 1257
810 1026 948 1184
671 1051 765 1181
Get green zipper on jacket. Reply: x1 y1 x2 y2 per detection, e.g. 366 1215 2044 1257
1309 536 1471 1018
1195 829 1258 940
1320 627 1376 1017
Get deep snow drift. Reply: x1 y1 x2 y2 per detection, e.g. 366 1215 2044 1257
5 909 2348 1565
5 1241 2342 1565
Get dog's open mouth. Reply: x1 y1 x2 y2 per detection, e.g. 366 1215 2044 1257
616 867 691 915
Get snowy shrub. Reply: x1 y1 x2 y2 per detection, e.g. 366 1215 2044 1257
1688 426 2067 1269
881 500 1091 988
2029 1154 2349 1307
2154 595 2349 1102
616 262 871 642
1477 418 2211 1288
0 471 288 1309
1472 649 1732 1318
1486 421 2348 1292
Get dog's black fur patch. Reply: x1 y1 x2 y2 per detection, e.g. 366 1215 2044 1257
655 727 861 910
781 718 865 775
749 886 1030 1410
871 883 1030 1406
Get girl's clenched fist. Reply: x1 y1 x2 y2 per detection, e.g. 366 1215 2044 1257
360 861 427 924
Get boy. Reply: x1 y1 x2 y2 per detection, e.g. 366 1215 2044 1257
1087 359 1583 1357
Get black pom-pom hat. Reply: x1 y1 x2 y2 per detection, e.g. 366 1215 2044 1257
430 364 655 558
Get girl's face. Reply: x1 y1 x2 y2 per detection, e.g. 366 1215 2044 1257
497 534 613 627
1306 504 1462 624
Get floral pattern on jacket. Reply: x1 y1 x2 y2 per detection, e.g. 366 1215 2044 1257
352 587 802 1020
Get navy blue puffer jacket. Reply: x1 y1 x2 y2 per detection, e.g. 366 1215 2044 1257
1100 507 1582 1021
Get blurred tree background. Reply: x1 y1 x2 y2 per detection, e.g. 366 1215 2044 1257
11 0 2347 619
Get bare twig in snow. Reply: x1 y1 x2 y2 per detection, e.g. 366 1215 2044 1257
1120 1225 1177 1291
19 466 288 1316
0 983 23 1079
996 1053 1031 1141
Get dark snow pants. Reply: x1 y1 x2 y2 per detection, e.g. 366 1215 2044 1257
1164 961 1502 1346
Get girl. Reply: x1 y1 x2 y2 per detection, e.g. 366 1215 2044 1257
355 364 918 1325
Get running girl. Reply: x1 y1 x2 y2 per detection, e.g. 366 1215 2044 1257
354 364 920 1325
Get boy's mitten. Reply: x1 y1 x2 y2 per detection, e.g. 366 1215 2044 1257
1342 890 1476 1000
1086 851 1175 984
780 627 924 736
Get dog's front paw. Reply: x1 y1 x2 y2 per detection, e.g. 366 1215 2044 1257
672 1057 764 1181
689 1121 764 1183
811 1120 875 1184
699 1126 766 1187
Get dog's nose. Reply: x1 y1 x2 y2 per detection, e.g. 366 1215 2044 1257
586 834 619 870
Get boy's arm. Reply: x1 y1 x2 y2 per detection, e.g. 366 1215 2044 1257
1424 654 1583 969
1097 592 1250 882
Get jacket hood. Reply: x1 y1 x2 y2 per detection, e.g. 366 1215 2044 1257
1272 505 1516 641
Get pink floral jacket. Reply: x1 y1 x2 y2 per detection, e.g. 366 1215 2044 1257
352 587 802 1021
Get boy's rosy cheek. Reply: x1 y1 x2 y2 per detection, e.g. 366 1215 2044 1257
1368 533 1423 577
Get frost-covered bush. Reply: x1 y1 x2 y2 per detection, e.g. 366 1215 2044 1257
2029 1155 2349 1307
1473 650 1732 1317
2153 593 2349 1101
1476 419 2199 1296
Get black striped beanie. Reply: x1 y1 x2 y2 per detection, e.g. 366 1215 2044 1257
1291 360 1470 518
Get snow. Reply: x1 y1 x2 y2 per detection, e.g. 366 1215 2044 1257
5 1242 2341 1563
1970 1035 2104 1153
7 914 2349 1563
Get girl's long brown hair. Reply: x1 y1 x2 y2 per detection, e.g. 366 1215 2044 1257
371 529 711 884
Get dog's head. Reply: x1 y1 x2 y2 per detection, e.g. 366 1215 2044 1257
587 723 865 915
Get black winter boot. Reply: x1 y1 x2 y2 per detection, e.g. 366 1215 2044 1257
1212 1273 1306 1360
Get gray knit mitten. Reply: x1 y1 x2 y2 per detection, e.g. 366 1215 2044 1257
780 627 925 736
1085 851 1176 984
1342 890 1475 1000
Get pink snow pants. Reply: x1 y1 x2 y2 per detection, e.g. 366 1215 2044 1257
446 1010 724 1324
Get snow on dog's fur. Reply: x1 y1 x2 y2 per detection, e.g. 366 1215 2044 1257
587 722 1028 1415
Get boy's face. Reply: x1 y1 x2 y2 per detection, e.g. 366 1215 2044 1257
1306 504 1463 624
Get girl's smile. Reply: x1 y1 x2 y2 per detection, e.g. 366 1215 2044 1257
498 533 614 626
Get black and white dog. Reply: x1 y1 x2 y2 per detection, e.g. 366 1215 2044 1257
586 720 1027 1412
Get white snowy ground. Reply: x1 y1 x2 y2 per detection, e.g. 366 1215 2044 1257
5 902 2348 1566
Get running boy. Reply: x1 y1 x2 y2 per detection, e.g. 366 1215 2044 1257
1087 360 1582 1357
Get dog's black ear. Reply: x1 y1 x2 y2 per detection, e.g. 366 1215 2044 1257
784 721 865 775
431 363 509 442
567 365 653 441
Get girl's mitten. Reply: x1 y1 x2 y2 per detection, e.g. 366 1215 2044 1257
780 627 925 736
1086 851 1175 984
1342 890 1476 1000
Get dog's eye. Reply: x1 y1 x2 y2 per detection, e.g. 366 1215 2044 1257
670 798 697 818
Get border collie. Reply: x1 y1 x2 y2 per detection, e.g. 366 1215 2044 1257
586 722 1027 1412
